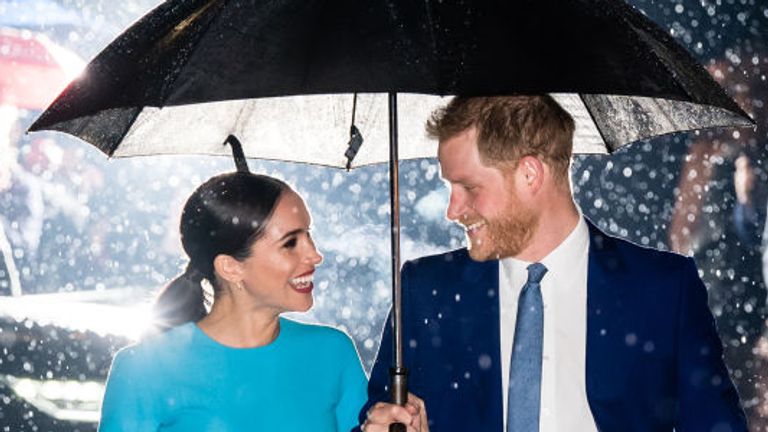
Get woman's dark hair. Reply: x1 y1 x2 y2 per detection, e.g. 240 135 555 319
152 172 289 331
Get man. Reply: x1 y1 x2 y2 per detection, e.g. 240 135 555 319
361 96 746 431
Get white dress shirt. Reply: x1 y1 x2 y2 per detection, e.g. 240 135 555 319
499 216 597 431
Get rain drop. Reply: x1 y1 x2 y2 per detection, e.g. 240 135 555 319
478 354 492 370
625 333 638 346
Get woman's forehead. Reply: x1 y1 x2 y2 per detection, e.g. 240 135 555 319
262 191 311 237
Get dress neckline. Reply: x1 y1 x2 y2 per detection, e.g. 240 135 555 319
191 316 292 352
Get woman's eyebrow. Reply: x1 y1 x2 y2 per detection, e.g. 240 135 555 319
276 228 304 243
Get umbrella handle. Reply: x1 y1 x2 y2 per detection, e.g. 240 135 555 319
389 367 408 432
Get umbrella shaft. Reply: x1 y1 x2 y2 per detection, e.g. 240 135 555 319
388 92 409 426
388 92 404 369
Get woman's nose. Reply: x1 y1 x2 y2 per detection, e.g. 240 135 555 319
306 241 323 265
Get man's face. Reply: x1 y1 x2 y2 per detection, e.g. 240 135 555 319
438 127 538 261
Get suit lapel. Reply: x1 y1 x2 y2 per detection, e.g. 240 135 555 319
457 251 503 429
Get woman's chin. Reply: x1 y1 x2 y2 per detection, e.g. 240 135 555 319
290 296 313 313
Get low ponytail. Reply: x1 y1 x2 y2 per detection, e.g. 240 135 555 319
151 262 208 332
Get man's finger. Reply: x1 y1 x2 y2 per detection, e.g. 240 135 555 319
367 402 416 425
363 419 420 432
364 424 421 432
407 393 429 432
404 402 419 416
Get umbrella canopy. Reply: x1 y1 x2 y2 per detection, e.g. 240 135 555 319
0 27 84 110
29 0 752 164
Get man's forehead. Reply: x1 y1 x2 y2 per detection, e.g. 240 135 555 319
436 145 457 178
438 153 474 183
437 135 469 161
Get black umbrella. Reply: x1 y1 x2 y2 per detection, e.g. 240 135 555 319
29 0 753 424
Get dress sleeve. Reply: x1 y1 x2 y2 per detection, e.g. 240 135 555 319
98 347 161 432
335 334 369 432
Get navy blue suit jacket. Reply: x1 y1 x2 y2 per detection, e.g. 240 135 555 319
364 222 746 431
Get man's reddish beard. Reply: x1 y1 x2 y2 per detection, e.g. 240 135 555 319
467 192 539 261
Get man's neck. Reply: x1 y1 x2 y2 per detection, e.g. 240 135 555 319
513 196 580 262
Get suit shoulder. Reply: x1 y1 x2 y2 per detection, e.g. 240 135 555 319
403 247 472 270
590 224 693 272
616 234 688 264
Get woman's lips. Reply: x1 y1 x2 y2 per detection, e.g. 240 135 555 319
289 271 314 293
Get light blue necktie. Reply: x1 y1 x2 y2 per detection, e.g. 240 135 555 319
507 262 548 432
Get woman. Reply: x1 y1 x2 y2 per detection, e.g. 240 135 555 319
98 165 367 431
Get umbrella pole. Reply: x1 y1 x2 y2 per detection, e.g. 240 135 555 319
388 92 408 432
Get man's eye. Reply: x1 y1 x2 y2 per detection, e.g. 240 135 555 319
283 238 297 249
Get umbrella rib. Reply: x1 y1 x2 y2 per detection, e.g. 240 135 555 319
105 107 147 157
110 149 428 170
577 93 614 153
422 0 439 63
229 97 252 144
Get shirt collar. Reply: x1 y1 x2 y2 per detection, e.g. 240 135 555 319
500 215 589 279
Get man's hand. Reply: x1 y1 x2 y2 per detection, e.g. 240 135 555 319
361 393 429 432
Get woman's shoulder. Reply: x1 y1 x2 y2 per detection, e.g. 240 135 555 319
113 322 198 368
280 318 357 351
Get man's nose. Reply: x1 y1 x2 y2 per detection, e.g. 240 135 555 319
446 189 466 221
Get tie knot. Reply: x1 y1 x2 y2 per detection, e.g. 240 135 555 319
526 262 547 284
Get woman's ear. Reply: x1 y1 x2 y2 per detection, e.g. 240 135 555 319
212 254 243 285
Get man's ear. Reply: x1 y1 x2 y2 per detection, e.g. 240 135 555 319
517 155 545 193
213 254 243 285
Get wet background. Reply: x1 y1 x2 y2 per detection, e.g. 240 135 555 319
0 0 766 430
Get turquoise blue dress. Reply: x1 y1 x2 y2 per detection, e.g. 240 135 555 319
99 317 368 432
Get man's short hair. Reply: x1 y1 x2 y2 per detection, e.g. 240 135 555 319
426 95 575 185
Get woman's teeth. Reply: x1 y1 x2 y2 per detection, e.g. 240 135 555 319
289 275 313 288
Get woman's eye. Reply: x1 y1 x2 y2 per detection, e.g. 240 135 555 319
283 238 297 249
